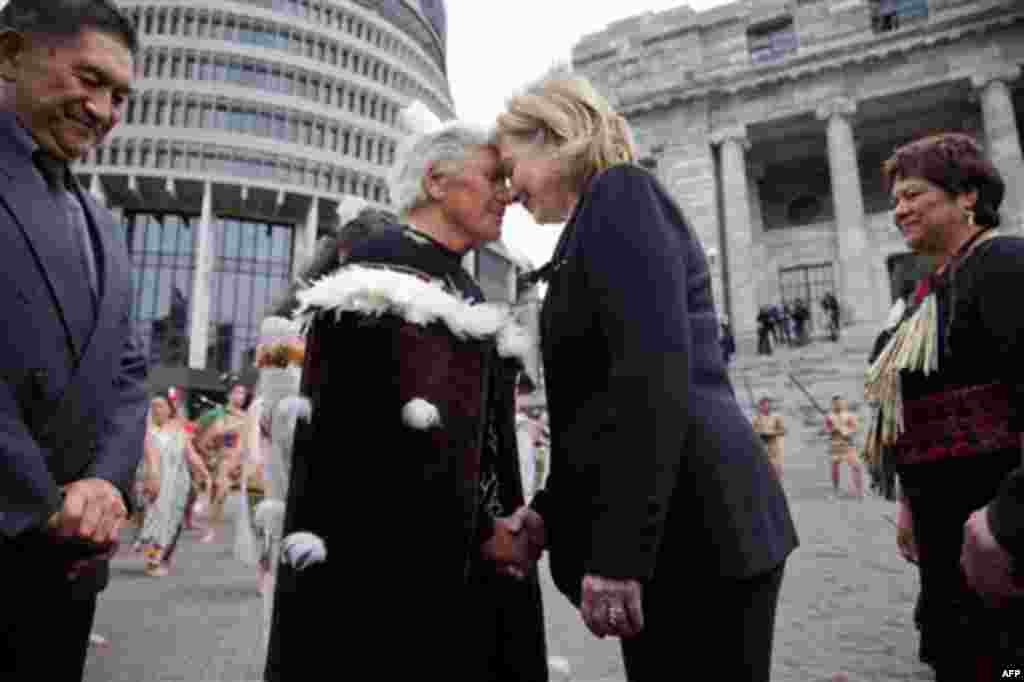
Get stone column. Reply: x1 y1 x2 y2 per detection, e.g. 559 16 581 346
747 162 778 309
817 98 877 325
188 181 215 369
293 195 319 277
712 126 757 335
89 174 106 207
973 65 1023 231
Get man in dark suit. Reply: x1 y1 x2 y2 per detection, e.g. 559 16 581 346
0 2 147 679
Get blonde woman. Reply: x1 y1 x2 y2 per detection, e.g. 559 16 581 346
496 72 797 681
138 394 208 577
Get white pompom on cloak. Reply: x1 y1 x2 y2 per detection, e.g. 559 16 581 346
401 398 442 430
282 532 328 570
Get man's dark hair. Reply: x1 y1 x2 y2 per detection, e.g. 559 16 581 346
0 0 139 56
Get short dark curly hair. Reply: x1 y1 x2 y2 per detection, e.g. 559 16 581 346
0 0 139 56
882 132 1005 229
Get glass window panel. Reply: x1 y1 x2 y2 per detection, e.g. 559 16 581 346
223 219 240 259
254 225 270 261
144 216 162 252
131 216 146 253
155 275 171 318
240 223 257 259
218 270 236 319
270 226 287 262
205 219 294 371
140 268 158 317
237 273 254 315
160 218 177 252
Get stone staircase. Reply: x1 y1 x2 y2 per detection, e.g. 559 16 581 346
727 322 881 447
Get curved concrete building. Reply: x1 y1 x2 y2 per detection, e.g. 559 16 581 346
77 0 454 402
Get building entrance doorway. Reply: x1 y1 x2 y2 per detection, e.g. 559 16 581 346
779 262 836 332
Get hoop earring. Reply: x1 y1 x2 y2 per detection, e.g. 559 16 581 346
965 209 976 227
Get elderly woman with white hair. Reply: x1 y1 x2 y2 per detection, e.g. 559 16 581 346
263 112 548 681
495 72 798 681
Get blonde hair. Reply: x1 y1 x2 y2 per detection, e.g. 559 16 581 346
496 70 637 192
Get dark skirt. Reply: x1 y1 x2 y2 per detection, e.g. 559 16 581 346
900 448 1024 677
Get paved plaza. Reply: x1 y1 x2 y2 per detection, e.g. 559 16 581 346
85 328 935 682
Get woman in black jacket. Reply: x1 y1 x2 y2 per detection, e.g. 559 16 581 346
495 72 797 682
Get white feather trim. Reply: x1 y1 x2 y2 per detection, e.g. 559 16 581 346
401 398 442 430
282 532 327 570
336 196 370 228
272 396 312 461
260 316 302 345
548 657 572 678
497 323 533 363
294 266 536 366
277 395 312 425
253 499 286 528
397 100 442 136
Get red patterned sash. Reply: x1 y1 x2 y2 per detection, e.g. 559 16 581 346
893 382 1019 466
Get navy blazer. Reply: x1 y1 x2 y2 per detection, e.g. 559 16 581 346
531 165 797 603
0 114 148 590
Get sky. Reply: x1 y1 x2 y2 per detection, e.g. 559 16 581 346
445 0 731 269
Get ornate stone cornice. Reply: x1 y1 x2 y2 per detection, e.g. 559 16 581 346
815 97 857 122
612 8 1024 116
970 62 1023 90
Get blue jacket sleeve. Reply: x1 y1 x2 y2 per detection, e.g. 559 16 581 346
976 238 1024 560
84 305 150 510
575 166 693 580
0 378 64 538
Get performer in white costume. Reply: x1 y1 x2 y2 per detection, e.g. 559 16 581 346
247 316 308 652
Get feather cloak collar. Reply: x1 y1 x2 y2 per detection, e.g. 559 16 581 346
294 265 537 370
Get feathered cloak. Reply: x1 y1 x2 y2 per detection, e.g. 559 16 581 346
264 225 547 682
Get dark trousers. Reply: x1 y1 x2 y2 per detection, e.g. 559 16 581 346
621 563 785 682
0 562 98 681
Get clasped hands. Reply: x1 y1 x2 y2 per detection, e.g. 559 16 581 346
46 478 127 580
481 506 545 580
481 508 645 639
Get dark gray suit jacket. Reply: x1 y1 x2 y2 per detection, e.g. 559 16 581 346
531 165 797 603
0 112 148 591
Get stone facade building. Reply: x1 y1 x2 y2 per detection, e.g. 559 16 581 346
572 0 1023 334
70 1 525 407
